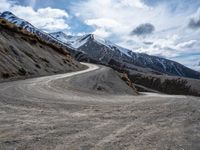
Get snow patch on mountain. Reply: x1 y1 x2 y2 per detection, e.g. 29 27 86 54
50 32 81 45
51 32 132 57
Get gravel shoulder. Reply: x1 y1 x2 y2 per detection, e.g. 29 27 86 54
0 63 200 150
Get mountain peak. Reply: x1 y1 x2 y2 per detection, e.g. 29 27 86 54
80 34 105 42
0 11 17 20
50 32 81 45
1 11 14 16
51 31 69 38
0 11 36 32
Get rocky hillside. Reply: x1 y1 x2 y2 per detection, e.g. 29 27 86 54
0 18 85 82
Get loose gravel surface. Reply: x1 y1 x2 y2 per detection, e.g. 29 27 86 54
0 63 200 150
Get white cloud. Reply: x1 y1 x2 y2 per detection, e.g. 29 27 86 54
71 0 190 48
37 7 69 18
133 35 180 57
118 0 149 9
132 35 200 58
0 0 14 11
92 28 111 38
85 18 120 38
188 7 200 29
85 18 119 29
176 40 197 49
0 1 70 32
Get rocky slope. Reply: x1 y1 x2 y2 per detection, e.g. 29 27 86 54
0 18 85 82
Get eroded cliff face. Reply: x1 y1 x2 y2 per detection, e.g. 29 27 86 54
0 19 85 82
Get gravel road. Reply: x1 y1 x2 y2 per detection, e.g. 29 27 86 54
0 63 200 150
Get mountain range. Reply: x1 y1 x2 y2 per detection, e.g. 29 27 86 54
50 32 200 79
1 11 200 80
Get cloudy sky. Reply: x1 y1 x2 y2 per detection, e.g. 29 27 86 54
1 0 200 71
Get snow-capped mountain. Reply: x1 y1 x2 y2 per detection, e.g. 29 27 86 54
51 32 200 79
51 32 131 56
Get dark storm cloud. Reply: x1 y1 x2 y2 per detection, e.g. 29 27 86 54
143 41 153 45
188 8 200 29
188 16 200 29
131 23 155 36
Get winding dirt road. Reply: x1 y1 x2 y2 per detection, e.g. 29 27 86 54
0 63 200 150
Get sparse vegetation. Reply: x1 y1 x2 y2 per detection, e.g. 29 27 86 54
18 68 26 76
0 20 6 24
9 45 19 56
128 73 200 96
23 51 34 59
35 64 41 69
29 39 37 45
1 72 10 78
120 73 133 87
40 57 49 63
